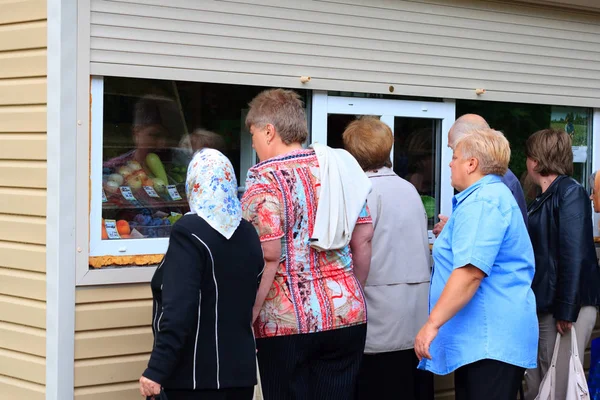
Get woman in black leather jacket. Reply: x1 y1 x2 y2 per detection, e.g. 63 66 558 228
524 128 600 400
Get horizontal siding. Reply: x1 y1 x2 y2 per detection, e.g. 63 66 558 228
0 188 46 216
0 321 45 357
0 78 46 106
0 105 46 132
0 160 47 188
76 284 152 303
75 326 153 359
0 294 45 328
0 214 46 245
0 133 46 160
0 0 46 25
0 50 47 79
0 267 45 301
0 21 46 52
76 300 153 331
74 382 139 400
0 242 46 273
90 0 600 106
75 354 148 387
0 374 44 400
0 348 44 385
74 285 152 391
0 0 47 396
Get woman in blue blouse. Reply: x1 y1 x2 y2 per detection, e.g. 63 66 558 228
414 128 538 400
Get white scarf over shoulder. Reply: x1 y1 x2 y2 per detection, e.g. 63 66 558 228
310 143 372 251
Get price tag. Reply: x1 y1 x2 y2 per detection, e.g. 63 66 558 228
167 185 182 201
119 186 137 201
104 219 121 240
143 186 160 198
101 189 108 203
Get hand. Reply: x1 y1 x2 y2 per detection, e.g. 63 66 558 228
432 215 449 237
556 320 573 335
414 320 439 361
139 376 161 398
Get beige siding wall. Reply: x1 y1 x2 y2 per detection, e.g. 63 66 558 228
0 1 47 399
74 284 153 399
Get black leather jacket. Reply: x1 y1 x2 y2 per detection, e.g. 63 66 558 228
528 175 600 322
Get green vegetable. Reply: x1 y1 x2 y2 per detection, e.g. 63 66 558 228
421 195 435 219
145 153 169 185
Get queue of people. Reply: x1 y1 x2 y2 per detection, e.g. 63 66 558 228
138 88 600 400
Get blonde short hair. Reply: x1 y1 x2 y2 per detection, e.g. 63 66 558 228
455 128 510 176
245 89 308 145
342 117 393 171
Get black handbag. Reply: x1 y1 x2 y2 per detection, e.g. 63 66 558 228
147 388 168 400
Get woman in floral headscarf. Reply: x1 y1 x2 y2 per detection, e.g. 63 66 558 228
139 149 264 400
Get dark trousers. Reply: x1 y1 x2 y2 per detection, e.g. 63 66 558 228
163 387 254 400
256 324 367 400
356 349 434 400
454 359 525 400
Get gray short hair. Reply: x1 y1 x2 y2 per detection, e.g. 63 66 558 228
449 115 490 148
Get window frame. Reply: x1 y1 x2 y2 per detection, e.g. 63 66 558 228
311 91 456 241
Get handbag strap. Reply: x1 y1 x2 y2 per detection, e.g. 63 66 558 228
550 332 562 368
571 327 580 360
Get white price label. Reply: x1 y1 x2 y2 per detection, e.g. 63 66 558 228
104 219 121 240
119 186 137 201
167 185 182 201
143 186 160 198
101 189 108 202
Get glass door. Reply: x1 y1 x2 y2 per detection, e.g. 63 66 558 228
311 92 455 241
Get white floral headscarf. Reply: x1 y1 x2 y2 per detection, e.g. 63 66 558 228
186 149 242 239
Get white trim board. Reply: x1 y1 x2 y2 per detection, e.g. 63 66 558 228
46 0 78 398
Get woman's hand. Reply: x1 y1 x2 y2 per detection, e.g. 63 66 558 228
139 376 161 398
414 320 439 361
556 320 573 335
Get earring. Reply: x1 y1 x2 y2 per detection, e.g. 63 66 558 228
267 139 271 145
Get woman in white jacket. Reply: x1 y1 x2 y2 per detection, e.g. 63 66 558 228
343 117 433 400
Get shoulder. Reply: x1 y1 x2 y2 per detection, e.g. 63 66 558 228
556 176 585 198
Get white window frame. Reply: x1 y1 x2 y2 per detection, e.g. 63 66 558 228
311 91 456 236
89 76 174 258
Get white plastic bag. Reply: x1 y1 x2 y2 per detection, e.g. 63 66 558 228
535 327 590 400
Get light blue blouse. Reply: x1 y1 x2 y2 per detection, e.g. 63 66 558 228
419 174 538 375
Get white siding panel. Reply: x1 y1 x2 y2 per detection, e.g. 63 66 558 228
89 0 600 106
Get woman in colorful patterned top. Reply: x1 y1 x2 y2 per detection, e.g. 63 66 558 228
241 89 374 400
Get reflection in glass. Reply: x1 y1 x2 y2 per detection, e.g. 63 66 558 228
456 101 592 204
326 114 439 230
99 77 308 240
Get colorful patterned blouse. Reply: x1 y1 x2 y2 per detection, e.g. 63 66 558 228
242 148 371 339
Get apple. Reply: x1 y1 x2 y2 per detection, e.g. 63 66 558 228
127 160 142 171
118 166 133 178
127 175 143 190
104 180 120 194
108 173 124 186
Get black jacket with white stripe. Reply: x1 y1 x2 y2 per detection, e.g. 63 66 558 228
143 214 263 390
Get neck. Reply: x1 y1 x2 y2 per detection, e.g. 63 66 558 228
271 142 303 158
539 174 559 193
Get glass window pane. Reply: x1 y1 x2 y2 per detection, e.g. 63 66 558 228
393 117 438 230
456 101 592 204
100 77 308 241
